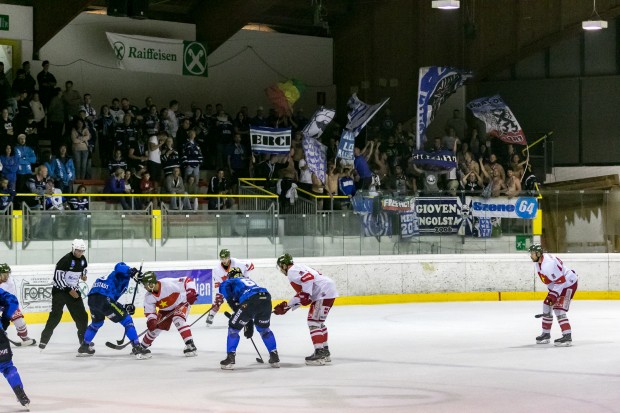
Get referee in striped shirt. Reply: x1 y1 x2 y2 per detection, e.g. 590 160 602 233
39 239 89 350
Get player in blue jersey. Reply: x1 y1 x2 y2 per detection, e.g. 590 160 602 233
0 288 30 409
78 262 151 359
217 267 279 369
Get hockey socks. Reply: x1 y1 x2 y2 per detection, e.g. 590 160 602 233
226 327 241 353
83 320 104 344
1 362 23 389
120 316 139 342
256 326 277 353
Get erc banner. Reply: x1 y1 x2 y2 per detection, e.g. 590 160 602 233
250 126 292 154
106 32 208 77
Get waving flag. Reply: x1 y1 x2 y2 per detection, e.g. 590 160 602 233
265 79 305 117
346 94 390 135
416 66 473 149
302 107 335 140
301 107 335 184
467 95 527 145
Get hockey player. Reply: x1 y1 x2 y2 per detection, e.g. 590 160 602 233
39 239 89 350
0 264 36 346
206 248 255 326
140 271 199 356
0 287 30 409
78 262 151 359
529 244 579 347
218 267 279 370
274 253 338 365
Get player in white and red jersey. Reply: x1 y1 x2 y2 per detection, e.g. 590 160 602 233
140 271 199 356
206 248 255 326
529 244 579 347
274 253 338 365
0 264 36 346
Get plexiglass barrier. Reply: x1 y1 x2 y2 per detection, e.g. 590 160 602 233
2 189 616 265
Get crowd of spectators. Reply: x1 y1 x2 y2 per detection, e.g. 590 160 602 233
0 60 535 214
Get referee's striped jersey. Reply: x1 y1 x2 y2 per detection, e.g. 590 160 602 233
53 252 88 291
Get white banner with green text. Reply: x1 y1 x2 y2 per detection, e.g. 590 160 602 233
106 32 208 77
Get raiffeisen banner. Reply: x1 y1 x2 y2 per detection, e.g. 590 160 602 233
106 32 208 77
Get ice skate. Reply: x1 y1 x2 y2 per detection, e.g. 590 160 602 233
321 347 331 363
536 332 551 344
132 343 152 360
76 342 95 357
305 349 326 366
20 337 36 347
183 339 197 357
38 342 47 351
554 333 572 347
220 352 235 370
268 350 280 368
13 385 29 410
205 313 215 326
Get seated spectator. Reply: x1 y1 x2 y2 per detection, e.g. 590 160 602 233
207 169 232 210
43 178 64 211
124 168 143 210
103 167 130 210
0 177 15 210
67 184 89 211
163 167 190 210
185 175 199 211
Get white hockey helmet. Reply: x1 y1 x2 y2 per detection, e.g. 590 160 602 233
72 239 87 253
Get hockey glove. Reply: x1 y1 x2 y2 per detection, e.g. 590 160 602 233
125 304 136 315
244 321 254 339
543 292 558 306
213 293 224 307
187 289 197 305
1 316 9 331
273 301 289 315
296 292 312 306
130 267 142 282
147 318 158 332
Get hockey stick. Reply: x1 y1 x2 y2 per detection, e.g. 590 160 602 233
7 336 36 347
224 311 264 364
116 261 143 345
534 313 552 318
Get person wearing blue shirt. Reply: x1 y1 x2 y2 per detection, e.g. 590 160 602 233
50 145 76 194
79 262 151 359
13 134 36 191
217 267 279 369
0 286 30 409
0 144 19 191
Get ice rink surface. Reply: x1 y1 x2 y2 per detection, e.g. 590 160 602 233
2 301 620 413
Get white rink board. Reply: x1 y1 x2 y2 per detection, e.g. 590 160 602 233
6 253 620 315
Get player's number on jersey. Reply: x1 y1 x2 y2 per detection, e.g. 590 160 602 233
239 278 256 287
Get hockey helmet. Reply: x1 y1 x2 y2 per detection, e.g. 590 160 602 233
277 253 294 267
219 249 231 259
141 271 157 286
72 238 87 253
528 243 543 255
0 263 10 282
227 267 243 279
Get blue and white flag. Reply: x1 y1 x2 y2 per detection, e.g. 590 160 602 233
416 66 473 149
411 149 457 169
302 136 328 184
336 129 356 161
250 126 291 154
346 94 390 135
302 107 335 141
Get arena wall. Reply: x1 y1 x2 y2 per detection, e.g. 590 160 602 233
8 254 620 324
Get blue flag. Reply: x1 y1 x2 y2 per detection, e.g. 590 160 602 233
416 66 473 149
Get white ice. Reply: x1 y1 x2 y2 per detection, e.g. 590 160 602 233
3 301 620 413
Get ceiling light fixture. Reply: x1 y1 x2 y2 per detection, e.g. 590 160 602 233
432 0 460 10
582 0 607 30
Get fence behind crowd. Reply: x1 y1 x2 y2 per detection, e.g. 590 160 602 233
2 187 618 265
